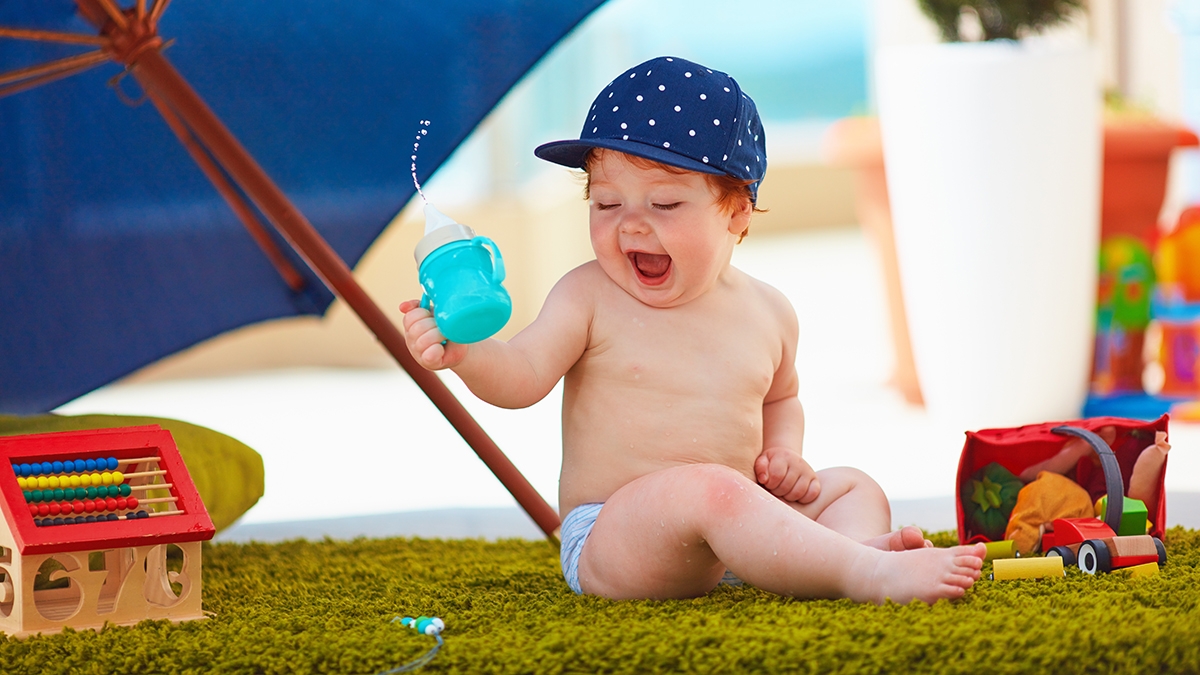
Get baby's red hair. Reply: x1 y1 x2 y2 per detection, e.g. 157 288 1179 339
581 148 765 242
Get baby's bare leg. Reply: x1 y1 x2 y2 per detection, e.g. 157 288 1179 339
787 467 929 550
577 464 984 603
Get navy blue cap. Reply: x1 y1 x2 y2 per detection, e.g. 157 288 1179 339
535 56 767 202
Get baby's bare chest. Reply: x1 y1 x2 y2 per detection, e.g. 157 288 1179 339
579 305 780 399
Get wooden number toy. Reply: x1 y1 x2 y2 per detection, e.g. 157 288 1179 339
0 425 215 637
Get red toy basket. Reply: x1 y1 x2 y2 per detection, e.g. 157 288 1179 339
955 415 1169 545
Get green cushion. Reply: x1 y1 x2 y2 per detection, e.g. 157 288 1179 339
0 413 264 532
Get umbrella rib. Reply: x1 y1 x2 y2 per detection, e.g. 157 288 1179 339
148 0 172 28
91 0 129 30
0 26 110 47
154 96 308 292
0 50 110 99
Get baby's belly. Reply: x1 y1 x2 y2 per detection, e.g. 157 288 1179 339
558 387 764 515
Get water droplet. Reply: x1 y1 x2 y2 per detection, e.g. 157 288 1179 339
411 120 432 203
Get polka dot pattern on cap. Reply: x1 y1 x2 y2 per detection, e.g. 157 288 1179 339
534 56 767 202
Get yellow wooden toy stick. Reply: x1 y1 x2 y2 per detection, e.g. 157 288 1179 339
991 556 1065 581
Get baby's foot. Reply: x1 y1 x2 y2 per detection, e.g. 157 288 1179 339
861 525 933 551
860 543 986 605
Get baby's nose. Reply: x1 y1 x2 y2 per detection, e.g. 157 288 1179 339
618 210 651 234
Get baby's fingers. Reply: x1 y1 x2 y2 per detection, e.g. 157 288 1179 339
796 476 821 504
759 453 790 491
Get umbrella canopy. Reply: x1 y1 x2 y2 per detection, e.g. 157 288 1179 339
0 0 603 413
1 0 607 541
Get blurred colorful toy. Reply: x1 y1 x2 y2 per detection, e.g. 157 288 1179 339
1092 235 1155 395
1148 207 1200 399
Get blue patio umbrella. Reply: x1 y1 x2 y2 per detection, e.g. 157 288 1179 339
0 0 606 540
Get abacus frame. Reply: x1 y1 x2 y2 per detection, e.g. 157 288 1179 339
0 426 214 555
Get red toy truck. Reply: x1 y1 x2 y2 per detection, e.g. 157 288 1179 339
1040 426 1166 574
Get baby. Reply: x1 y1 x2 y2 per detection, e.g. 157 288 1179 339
401 56 985 604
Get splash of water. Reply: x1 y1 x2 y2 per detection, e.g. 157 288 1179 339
410 119 431 203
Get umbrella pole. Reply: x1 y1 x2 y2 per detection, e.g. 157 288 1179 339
130 48 562 544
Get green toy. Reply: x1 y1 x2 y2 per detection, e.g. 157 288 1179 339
961 462 1023 540
1097 235 1155 332
1096 494 1150 537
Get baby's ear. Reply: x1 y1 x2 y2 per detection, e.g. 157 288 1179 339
728 199 753 237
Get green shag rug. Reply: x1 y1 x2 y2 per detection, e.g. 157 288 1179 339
1 529 1199 674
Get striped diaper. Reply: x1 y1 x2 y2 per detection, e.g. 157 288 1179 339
560 502 604 594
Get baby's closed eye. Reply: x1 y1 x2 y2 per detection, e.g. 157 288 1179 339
594 202 621 211
651 202 682 211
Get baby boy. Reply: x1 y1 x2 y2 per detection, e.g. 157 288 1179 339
401 56 985 604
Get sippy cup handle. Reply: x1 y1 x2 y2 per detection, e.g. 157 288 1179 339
473 236 505 284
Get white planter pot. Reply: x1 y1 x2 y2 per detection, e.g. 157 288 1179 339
876 41 1101 430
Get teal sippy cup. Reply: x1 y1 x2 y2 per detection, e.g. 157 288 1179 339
414 204 512 344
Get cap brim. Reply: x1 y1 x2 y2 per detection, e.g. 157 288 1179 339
534 138 725 176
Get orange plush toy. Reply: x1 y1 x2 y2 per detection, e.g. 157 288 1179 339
1004 471 1094 554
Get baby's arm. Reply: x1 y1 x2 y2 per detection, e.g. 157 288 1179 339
753 289 820 503
400 264 595 409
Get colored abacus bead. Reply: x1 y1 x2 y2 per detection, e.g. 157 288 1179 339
28 504 38 517
119 484 131 497
39 462 52 474
84 499 96 513
37 504 49 516
105 497 118 511
36 477 48 489
112 471 125 484
63 460 74 473
127 496 139 509
116 497 127 510
69 474 81 488
51 461 63 473
73 500 85 514
53 488 65 501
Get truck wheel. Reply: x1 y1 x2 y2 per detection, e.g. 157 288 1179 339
1154 538 1167 566
1078 540 1112 575
1045 546 1077 567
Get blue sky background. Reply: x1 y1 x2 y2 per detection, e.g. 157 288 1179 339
428 0 870 199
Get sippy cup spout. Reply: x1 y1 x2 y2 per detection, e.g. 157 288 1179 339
414 206 477 266
423 203 459 235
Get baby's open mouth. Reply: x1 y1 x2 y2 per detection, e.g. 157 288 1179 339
630 252 671 283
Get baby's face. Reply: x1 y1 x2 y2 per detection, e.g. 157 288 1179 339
587 151 749 308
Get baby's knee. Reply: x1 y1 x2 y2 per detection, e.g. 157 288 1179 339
673 464 761 518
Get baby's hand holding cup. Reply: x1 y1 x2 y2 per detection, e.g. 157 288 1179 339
400 299 467 370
